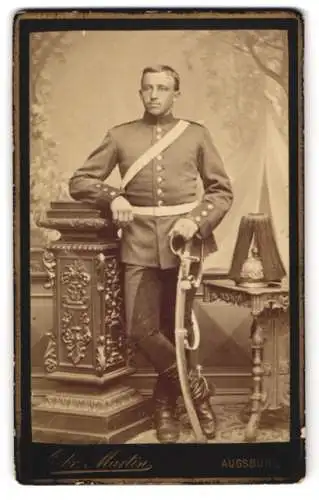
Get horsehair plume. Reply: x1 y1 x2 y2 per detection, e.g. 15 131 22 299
229 214 255 280
229 213 286 283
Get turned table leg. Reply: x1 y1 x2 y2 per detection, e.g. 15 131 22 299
245 316 265 441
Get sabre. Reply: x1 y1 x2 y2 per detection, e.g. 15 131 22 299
169 233 207 443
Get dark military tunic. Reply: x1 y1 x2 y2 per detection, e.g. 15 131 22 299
69 112 233 269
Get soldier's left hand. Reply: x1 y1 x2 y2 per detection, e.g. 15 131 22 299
169 217 199 241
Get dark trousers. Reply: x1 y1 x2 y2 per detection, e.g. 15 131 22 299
124 264 198 374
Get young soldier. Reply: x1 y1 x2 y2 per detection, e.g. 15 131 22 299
69 65 233 443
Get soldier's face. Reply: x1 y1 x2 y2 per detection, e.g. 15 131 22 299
139 72 180 116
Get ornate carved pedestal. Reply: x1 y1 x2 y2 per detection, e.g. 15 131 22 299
32 201 151 443
202 279 290 442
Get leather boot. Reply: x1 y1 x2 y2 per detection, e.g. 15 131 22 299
162 365 217 439
188 370 217 439
153 376 180 443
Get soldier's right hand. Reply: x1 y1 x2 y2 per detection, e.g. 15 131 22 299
110 195 134 224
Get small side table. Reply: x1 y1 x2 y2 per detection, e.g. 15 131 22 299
202 279 289 441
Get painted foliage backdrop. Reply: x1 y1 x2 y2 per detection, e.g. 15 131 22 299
30 30 289 373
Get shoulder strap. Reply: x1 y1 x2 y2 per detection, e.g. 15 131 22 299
121 119 189 189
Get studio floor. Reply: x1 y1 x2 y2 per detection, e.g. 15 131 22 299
127 403 290 444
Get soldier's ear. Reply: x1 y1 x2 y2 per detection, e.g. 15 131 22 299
139 89 145 104
173 90 181 101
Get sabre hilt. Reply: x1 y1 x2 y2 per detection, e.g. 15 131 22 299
169 232 203 289
169 233 199 261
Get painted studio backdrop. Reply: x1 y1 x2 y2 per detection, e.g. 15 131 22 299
30 30 289 441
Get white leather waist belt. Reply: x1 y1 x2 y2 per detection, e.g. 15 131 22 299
132 201 198 217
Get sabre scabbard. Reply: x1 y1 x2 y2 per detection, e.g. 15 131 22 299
170 233 207 443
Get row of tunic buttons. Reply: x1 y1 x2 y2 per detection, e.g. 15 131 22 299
156 126 162 141
155 127 164 206
156 157 163 204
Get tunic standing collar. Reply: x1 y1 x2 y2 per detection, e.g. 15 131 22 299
142 111 175 125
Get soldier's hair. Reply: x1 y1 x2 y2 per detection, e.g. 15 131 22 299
141 65 180 91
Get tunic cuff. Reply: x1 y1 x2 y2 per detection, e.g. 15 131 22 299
92 182 124 206
187 201 215 238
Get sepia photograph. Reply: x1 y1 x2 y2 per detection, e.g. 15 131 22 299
14 9 304 484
